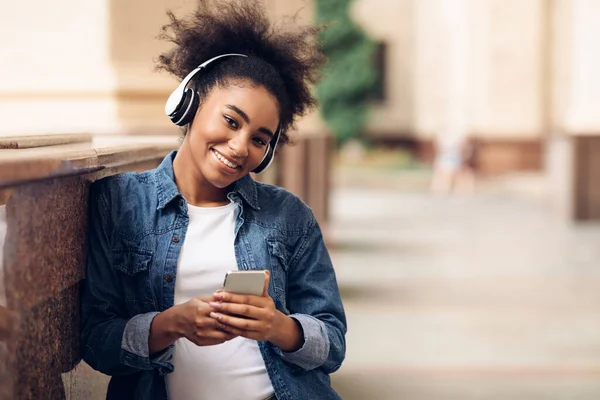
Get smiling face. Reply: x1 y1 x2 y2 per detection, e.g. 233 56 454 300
182 81 280 192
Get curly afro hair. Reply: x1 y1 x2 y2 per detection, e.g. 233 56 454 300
156 0 326 145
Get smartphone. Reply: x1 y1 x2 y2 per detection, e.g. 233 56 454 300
222 270 266 296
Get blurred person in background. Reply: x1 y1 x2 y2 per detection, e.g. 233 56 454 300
430 132 478 196
80 1 347 399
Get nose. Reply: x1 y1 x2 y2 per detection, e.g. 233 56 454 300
227 134 249 159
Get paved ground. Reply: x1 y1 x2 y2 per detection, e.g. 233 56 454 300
329 168 600 399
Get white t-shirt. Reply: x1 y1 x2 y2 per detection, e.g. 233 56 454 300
166 201 275 400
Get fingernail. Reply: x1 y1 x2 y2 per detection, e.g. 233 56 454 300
209 302 221 308
210 312 220 319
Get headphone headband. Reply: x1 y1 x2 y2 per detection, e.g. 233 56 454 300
164 53 248 118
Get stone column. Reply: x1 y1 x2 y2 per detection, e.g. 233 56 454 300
547 0 600 221
0 136 178 399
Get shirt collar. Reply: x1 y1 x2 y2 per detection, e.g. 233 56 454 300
229 173 260 211
154 150 260 211
154 151 181 210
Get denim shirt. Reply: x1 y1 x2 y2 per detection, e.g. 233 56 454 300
81 151 347 400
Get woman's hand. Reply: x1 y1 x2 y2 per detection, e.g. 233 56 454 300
149 296 237 354
175 296 239 346
208 271 304 352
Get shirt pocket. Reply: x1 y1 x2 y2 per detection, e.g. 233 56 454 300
266 239 290 313
112 248 157 315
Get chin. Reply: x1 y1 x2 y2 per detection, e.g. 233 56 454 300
204 169 242 188
205 174 234 188
210 179 234 189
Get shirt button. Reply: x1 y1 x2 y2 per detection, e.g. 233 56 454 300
165 274 174 282
172 236 179 243
178 198 184 206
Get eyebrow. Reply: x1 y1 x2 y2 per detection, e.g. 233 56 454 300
225 104 274 138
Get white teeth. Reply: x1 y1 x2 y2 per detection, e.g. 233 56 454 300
213 150 238 169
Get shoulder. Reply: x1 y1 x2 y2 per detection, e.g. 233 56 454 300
255 181 313 217
253 181 316 232
89 170 156 213
91 169 153 196
88 170 161 242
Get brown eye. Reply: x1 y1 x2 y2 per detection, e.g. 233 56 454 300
223 115 238 128
253 137 267 147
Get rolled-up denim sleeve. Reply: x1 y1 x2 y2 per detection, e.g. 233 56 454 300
81 181 174 376
271 314 331 371
273 215 347 373
121 312 174 372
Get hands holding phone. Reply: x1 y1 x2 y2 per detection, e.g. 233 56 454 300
208 270 277 341
209 270 304 352
150 270 303 354
175 296 239 346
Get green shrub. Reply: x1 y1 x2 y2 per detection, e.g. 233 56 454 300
315 0 377 146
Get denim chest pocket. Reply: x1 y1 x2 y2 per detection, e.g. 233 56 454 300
112 248 157 315
266 240 291 312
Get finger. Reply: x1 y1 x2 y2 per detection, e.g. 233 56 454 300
214 292 263 306
215 322 245 337
209 301 264 319
195 317 224 330
215 321 265 341
195 328 236 341
262 270 270 297
210 312 263 332
216 328 238 341
217 325 265 340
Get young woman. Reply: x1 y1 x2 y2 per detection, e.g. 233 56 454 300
80 1 347 399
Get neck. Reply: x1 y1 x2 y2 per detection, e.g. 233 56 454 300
172 140 230 207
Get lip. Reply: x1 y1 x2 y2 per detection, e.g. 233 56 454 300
211 148 241 174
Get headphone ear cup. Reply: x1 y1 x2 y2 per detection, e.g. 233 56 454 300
252 144 275 174
171 89 199 126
